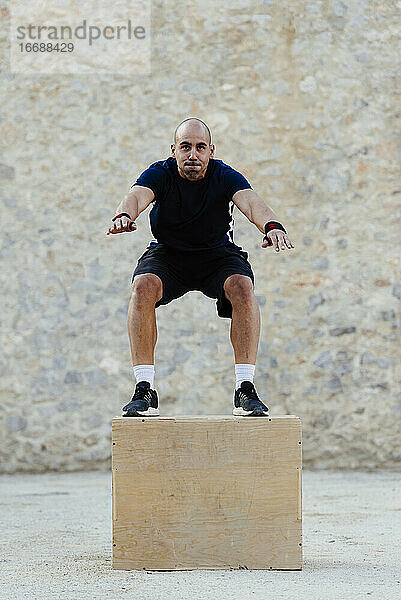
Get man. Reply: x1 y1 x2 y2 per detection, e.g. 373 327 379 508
107 118 295 417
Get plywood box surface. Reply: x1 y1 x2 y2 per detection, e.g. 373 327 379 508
112 415 302 570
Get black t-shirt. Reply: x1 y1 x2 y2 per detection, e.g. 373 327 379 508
131 157 252 251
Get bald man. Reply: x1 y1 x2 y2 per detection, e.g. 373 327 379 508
107 118 295 417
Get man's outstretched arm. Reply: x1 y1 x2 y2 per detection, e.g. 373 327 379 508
107 185 155 235
232 188 295 251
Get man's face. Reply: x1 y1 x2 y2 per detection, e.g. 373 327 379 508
171 124 215 181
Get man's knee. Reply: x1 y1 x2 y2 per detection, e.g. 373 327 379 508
131 273 163 303
223 274 254 301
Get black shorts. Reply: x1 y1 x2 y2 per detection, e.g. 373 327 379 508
131 243 255 319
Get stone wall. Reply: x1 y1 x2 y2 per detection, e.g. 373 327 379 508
1 0 399 473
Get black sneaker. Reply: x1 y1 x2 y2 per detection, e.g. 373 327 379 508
233 381 269 416
122 381 159 417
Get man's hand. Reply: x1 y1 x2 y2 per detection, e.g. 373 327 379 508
106 216 137 235
262 229 295 252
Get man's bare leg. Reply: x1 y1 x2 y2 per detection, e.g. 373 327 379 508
223 274 268 416
223 274 260 364
128 274 163 365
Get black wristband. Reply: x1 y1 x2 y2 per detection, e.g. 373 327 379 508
112 212 132 222
263 221 287 241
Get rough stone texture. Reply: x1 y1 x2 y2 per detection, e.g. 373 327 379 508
0 1 400 473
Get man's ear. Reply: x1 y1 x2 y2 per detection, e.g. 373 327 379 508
171 143 176 156
209 144 215 157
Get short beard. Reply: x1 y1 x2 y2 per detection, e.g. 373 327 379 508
182 165 206 180
185 170 201 180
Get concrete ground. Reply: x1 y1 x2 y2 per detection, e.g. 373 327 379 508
0 470 400 600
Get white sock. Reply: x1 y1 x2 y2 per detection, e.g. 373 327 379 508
235 363 255 390
133 364 155 388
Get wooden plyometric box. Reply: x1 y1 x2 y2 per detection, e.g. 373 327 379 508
112 416 302 571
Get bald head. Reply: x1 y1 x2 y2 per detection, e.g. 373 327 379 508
171 117 215 181
174 118 212 145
